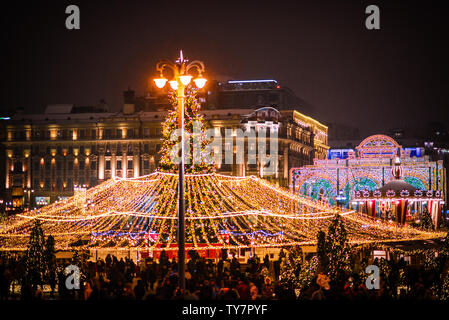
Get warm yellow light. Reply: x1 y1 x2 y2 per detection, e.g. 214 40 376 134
194 77 207 88
154 78 167 89
169 80 179 90
179 75 192 86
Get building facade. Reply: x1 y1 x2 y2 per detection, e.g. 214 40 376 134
2 82 328 212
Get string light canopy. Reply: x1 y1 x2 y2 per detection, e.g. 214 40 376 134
0 172 443 252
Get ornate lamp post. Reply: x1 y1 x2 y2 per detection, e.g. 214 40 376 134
153 51 206 291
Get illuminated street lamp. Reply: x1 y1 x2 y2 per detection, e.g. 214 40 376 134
153 51 206 291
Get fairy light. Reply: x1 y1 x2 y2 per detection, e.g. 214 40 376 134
0 172 444 252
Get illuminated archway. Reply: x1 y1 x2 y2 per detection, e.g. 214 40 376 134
403 176 426 190
343 177 378 205
300 178 336 205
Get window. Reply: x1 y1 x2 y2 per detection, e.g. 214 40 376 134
33 161 40 171
143 160 149 169
79 177 85 186
144 128 150 137
79 161 85 170
127 128 134 138
79 129 85 139
116 160 122 170
33 178 40 190
91 129 96 139
13 177 23 187
105 160 111 170
128 160 133 169
67 178 73 191
45 178 51 190
14 161 22 173
68 161 74 171
45 161 51 171
56 178 62 190
56 161 62 171
104 129 112 139
91 145 96 154
90 177 97 187
57 146 62 155
80 146 85 155
144 144 149 154
116 129 123 138
91 161 97 170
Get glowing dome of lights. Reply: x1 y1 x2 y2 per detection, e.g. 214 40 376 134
0 172 444 252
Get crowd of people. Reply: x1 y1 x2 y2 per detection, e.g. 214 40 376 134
0 247 448 301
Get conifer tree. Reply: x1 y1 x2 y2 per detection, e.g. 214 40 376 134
420 209 435 231
159 87 213 174
44 235 57 294
317 230 329 273
24 219 46 290
326 214 350 283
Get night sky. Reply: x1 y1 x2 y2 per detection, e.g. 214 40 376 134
1 0 449 136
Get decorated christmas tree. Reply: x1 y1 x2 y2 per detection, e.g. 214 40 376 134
419 209 435 231
44 235 57 294
158 86 213 174
440 272 449 300
317 230 329 273
279 250 300 289
442 231 449 256
24 219 46 290
326 214 350 283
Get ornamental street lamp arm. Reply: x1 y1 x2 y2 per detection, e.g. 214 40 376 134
156 60 178 76
186 60 206 75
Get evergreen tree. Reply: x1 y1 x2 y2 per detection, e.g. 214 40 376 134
440 272 449 300
442 231 449 256
297 256 319 291
159 87 213 174
44 235 57 295
326 214 350 283
279 250 301 289
24 219 46 291
317 230 329 273
420 209 435 231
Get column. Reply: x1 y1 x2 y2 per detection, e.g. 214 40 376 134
123 153 127 178
27 156 31 188
134 153 139 178
98 153 105 181
111 153 116 178
283 145 289 182
5 156 10 189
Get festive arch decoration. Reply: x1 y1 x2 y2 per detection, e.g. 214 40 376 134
299 178 336 205
356 134 401 159
403 176 427 191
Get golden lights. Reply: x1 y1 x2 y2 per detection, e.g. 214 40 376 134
0 172 443 252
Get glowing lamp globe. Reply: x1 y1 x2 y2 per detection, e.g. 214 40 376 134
179 75 192 86
194 77 207 88
169 80 179 90
154 78 167 88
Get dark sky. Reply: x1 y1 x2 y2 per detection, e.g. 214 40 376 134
1 0 449 136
